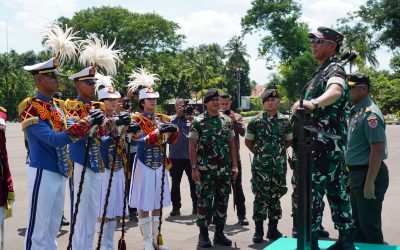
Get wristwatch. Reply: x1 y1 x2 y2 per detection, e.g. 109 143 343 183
310 98 319 110
191 164 198 169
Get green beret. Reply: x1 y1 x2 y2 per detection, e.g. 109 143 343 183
308 26 344 43
203 88 219 103
348 72 370 87
261 89 279 103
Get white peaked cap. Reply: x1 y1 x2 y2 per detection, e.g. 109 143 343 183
95 73 121 100
23 57 60 75
139 87 159 100
68 66 97 82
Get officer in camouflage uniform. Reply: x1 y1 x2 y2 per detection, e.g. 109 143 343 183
346 73 389 244
292 27 354 250
245 89 292 243
189 88 238 248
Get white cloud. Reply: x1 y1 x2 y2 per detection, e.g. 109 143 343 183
301 0 362 30
4 0 78 31
175 10 242 46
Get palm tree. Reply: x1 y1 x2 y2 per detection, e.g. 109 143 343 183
337 21 379 69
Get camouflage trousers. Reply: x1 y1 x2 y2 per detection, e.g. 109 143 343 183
196 172 231 227
251 165 287 222
311 151 353 240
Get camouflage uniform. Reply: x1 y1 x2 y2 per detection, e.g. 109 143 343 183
246 111 292 222
188 111 234 227
304 55 353 240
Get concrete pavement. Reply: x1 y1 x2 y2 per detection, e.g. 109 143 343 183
4 122 400 249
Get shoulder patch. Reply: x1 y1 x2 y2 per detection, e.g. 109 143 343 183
367 117 378 128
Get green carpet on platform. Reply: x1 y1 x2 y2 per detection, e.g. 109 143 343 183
264 238 400 250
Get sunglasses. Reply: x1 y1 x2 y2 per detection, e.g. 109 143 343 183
310 38 334 45
349 85 368 90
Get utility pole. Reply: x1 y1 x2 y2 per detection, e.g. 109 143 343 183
5 22 10 116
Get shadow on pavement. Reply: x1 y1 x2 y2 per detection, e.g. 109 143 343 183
166 214 197 226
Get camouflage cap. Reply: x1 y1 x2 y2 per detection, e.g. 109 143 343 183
308 27 344 43
203 88 219 103
261 89 279 103
348 72 370 87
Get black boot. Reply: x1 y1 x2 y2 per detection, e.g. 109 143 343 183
326 231 355 250
312 237 320 250
266 219 283 241
213 224 232 246
129 207 138 223
198 226 212 248
319 225 330 238
252 220 264 243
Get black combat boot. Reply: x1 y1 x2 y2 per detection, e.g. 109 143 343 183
312 237 320 250
198 226 212 248
252 220 264 243
213 224 232 246
319 225 330 238
266 219 283 241
326 231 355 250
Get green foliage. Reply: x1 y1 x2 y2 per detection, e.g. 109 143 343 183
358 0 400 49
0 50 39 120
241 110 261 117
241 0 309 63
336 19 379 68
250 97 263 111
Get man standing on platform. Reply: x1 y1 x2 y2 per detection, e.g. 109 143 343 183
346 73 389 244
245 89 292 243
169 99 197 216
189 88 238 248
292 26 355 250
219 93 248 225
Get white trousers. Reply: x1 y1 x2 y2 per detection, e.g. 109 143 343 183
96 220 116 250
98 168 125 219
0 206 5 250
24 168 66 250
72 163 101 250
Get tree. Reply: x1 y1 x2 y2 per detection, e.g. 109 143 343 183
57 6 186 101
336 18 379 69
224 36 253 109
358 0 400 50
0 50 38 120
241 0 309 63
241 0 314 101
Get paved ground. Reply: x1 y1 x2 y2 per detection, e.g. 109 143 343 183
4 122 400 249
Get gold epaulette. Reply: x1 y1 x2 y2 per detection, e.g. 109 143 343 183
53 98 65 110
64 99 81 111
156 113 171 122
18 97 39 130
91 101 105 111
0 107 6 113
365 106 372 113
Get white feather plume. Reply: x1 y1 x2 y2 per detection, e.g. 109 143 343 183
127 68 159 93
79 35 122 76
95 73 115 94
42 24 80 64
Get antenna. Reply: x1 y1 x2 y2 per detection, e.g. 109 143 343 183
6 22 9 53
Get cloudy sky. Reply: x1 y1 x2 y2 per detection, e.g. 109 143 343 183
0 0 392 84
